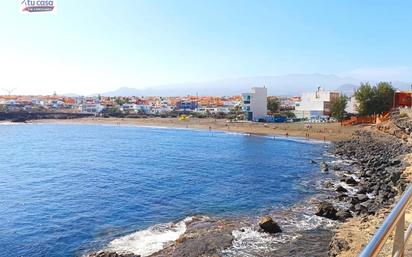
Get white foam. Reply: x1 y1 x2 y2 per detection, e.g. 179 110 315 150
0 121 24 125
222 210 338 257
222 227 295 256
104 217 193 256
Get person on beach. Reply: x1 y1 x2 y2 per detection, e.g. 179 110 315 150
286 132 289 137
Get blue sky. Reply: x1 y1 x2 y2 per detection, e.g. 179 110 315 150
1 0 412 95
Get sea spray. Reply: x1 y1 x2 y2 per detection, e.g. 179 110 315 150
104 217 194 256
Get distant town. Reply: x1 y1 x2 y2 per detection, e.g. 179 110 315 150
0 85 410 123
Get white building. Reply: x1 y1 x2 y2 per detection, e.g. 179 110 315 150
121 103 149 113
294 87 339 120
242 87 267 121
81 103 103 114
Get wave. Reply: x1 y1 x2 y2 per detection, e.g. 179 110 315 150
0 121 24 125
222 212 337 257
222 227 297 256
103 216 193 256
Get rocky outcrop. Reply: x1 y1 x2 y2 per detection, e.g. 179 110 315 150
149 217 239 257
258 216 282 234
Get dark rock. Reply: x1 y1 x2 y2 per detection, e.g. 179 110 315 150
344 176 358 185
329 238 350 257
332 165 341 171
258 216 282 234
324 181 333 188
337 193 348 201
315 201 337 220
11 117 27 123
150 217 237 257
348 197 359 205
390 172 401 183
357 187 367 194
336 185 348 193
335 209 352 222
356 194 369 202
320 161 329 172
367 202 380 214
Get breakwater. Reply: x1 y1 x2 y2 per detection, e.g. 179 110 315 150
328 130 411 256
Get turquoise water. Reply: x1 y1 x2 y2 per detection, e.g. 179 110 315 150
0 123 329 256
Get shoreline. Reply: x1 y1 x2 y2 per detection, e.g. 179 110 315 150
24 116 357 142
23 120 331 145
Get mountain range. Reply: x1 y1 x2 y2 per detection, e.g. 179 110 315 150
92 74 411 97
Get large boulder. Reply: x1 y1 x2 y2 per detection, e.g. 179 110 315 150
315 201 338 220
258 216 282 234
356 194 369 202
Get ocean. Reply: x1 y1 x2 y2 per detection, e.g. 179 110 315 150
0 123 333 256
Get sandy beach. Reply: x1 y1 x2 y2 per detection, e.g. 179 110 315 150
29 117 358 142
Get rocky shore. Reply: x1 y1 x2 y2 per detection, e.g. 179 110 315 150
327 128 412 256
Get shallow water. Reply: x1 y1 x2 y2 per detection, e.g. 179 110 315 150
0 124 330 256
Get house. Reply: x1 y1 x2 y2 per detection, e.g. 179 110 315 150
175 100 198 111
242 87 267 121
81 103 103 113
294 87 339 120
394 91 412 108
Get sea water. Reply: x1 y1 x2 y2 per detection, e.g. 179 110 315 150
0 123 330 256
